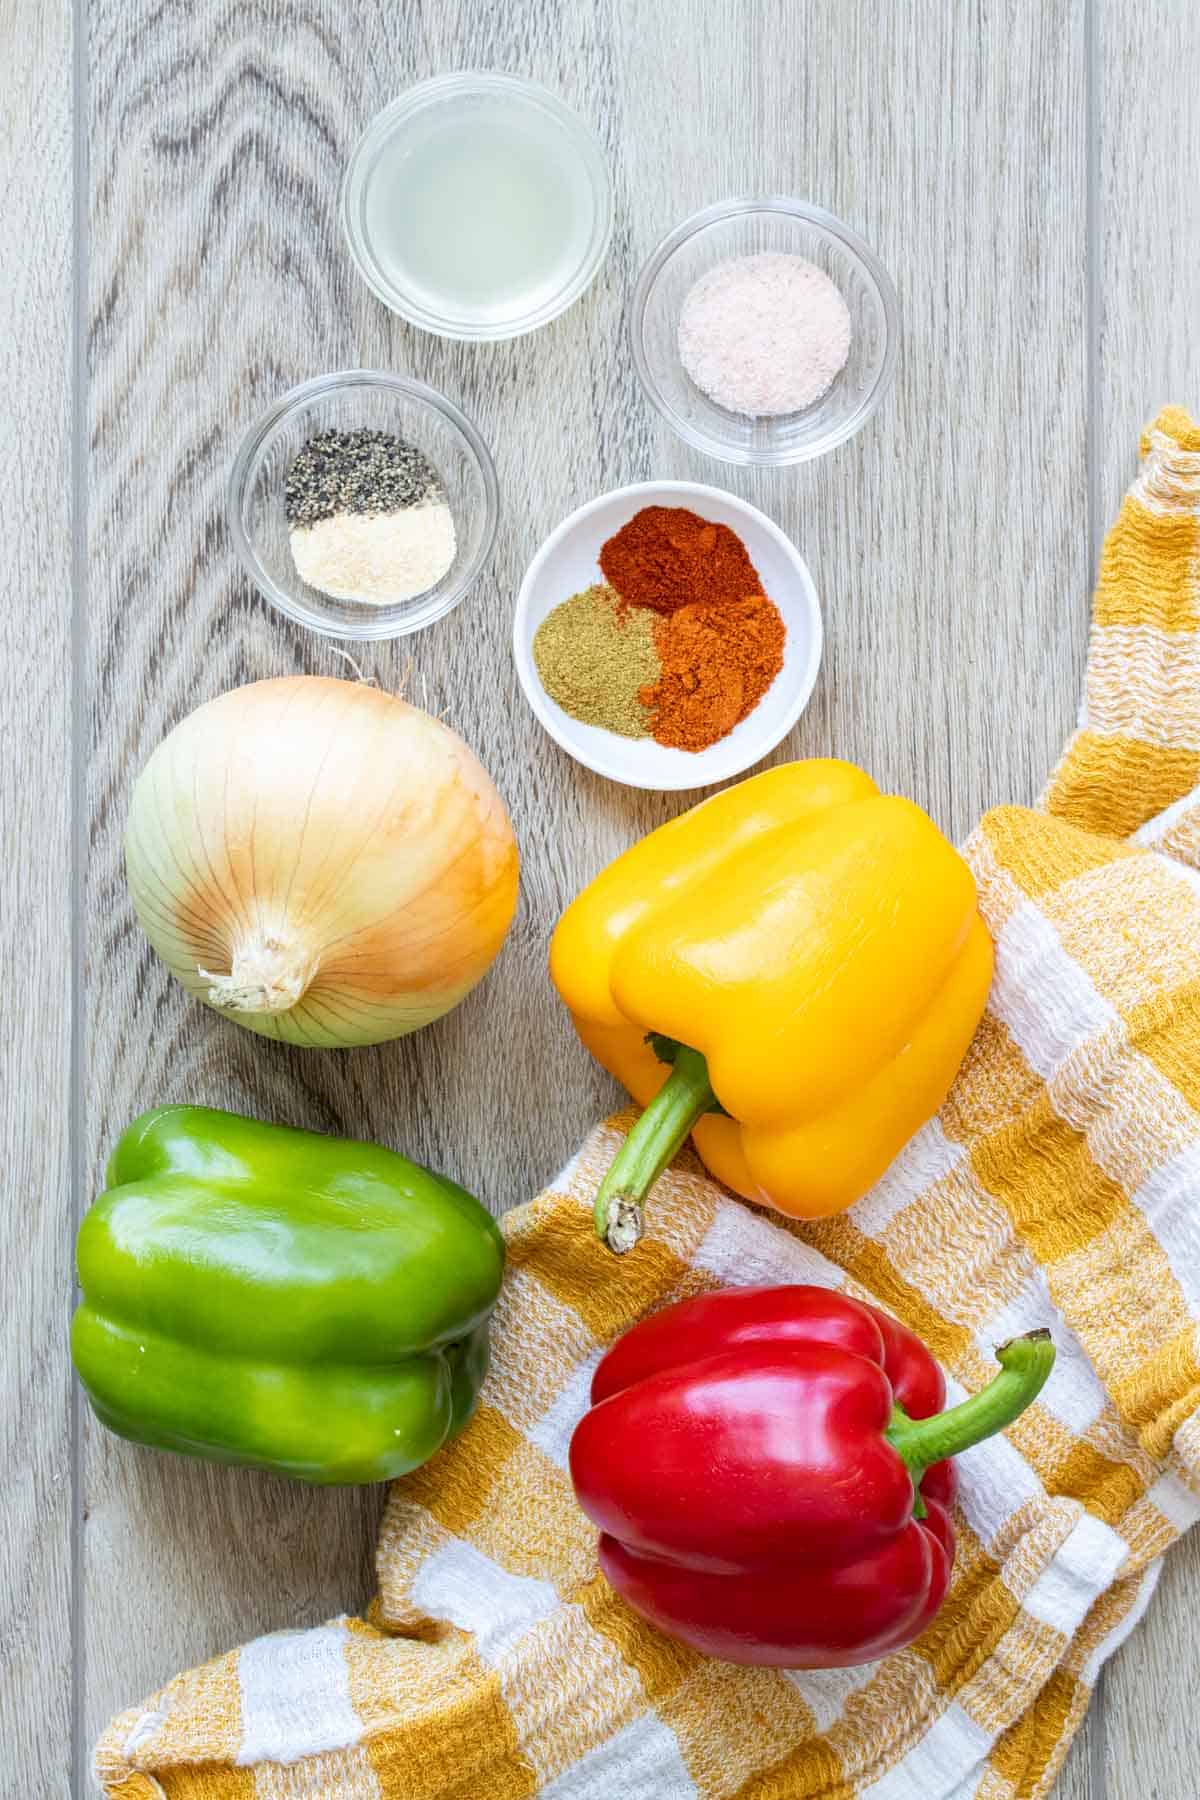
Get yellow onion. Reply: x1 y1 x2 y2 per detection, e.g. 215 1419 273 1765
124 676 519 1047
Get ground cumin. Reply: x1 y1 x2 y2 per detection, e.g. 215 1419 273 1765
532 584 658 738
599 506 765 615
642 596 786 752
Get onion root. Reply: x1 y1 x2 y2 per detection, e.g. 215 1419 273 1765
200 935 316 1016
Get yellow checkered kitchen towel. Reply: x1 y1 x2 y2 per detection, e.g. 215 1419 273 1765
98 408 1200 1800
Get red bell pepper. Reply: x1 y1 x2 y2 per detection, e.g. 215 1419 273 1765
569 1286 1054 1667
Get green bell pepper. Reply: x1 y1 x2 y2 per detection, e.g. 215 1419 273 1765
72 1105 505 1485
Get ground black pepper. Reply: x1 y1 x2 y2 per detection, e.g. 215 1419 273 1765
285 430 443 528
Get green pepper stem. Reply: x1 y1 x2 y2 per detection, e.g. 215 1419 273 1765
887 1330 1056 1488
594 1045 716 1254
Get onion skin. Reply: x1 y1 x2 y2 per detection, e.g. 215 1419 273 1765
124 677 520 1048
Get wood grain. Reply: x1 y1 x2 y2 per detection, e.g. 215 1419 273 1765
65 0 1198 1794
80 0 1095 1764
0 0 75 1791
1091 2 1200 1795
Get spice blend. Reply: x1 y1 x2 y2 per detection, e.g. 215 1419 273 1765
533 586 657 738
286 429 457 605
535 506 786 754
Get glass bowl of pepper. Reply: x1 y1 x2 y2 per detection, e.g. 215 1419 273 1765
228 370 499 640
513 480 823 791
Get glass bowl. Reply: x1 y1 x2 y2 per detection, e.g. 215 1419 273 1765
630 198 899 466
227 371 499 640
340 73 613 342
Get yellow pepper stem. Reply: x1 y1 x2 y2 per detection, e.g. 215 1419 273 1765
594 1044 717 1253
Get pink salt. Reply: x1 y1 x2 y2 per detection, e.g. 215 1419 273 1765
678 252 853 417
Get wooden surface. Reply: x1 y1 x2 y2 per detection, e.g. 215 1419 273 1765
2 0 1198 1792
0 0 76 1792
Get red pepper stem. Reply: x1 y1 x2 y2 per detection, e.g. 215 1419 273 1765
593 1045 716 1254
887 1330 1056 1492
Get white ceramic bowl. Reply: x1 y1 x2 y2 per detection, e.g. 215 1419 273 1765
513 481 823 790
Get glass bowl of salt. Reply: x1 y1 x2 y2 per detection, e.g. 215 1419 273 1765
228 370 499 640
630 197 899 467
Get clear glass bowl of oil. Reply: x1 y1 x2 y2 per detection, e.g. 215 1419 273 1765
341 73 613 342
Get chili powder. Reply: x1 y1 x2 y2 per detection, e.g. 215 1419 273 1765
599 505 764 615
642 596 786 752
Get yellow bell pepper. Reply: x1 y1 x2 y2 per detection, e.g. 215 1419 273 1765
549 761 993 1252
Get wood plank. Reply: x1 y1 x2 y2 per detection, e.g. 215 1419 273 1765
1055 1729 1099 1800
613 0 1090 842
82 0 1091 1768
0 0 76 1788
1096 0 1200 529
1095 1 1200 1794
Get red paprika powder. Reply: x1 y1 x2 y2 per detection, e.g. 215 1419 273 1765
599 506 764 615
